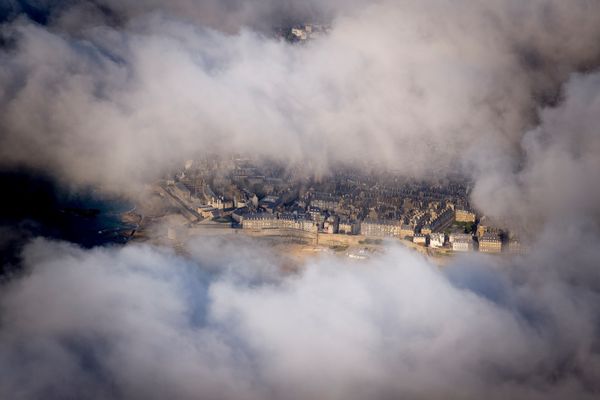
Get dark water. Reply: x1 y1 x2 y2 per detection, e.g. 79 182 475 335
55 197 136 247
0 169 135 274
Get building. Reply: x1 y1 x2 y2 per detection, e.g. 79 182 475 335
207 195 234 210
449 233 472 243
452 235 474 252
338 220 359 235
479 232 502 253
455 208 476 223
297 217 318 233
307 206 325 223
476 216 489 237
259 195 281 213
250 194 259 208
360 220 404 238
231 207 250 223
311 195 340 212
242 213 277 230
197 206 221 219
278 213 302 230
242 213 317 233
400 225 414 239
420 225 432 235
429 233 445 248
323 216 339 234
413 234 427 246
233 195 247 208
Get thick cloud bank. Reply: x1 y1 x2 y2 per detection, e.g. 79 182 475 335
471 71 600 226
1 237 599 400
1 0 600 204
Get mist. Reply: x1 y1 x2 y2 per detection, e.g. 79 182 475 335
0 236 598 400
1 1 599 214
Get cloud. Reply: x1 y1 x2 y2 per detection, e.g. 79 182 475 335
11 0 357 33
1 0 600 206
470 71 600 227
0 237 599 400
1 3 600 398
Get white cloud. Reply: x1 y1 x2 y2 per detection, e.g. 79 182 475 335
1 237 598 399
1 0 600 210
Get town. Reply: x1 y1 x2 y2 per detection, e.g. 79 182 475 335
133 155 523 259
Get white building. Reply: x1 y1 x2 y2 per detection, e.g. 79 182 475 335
242 213 317 233
324 216 339 234
361 220 404 238
413 234 427 246
449 233 472 243
452 236 474 252
429 233 445 248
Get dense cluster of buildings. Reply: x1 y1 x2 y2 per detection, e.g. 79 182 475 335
168 156 522 254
